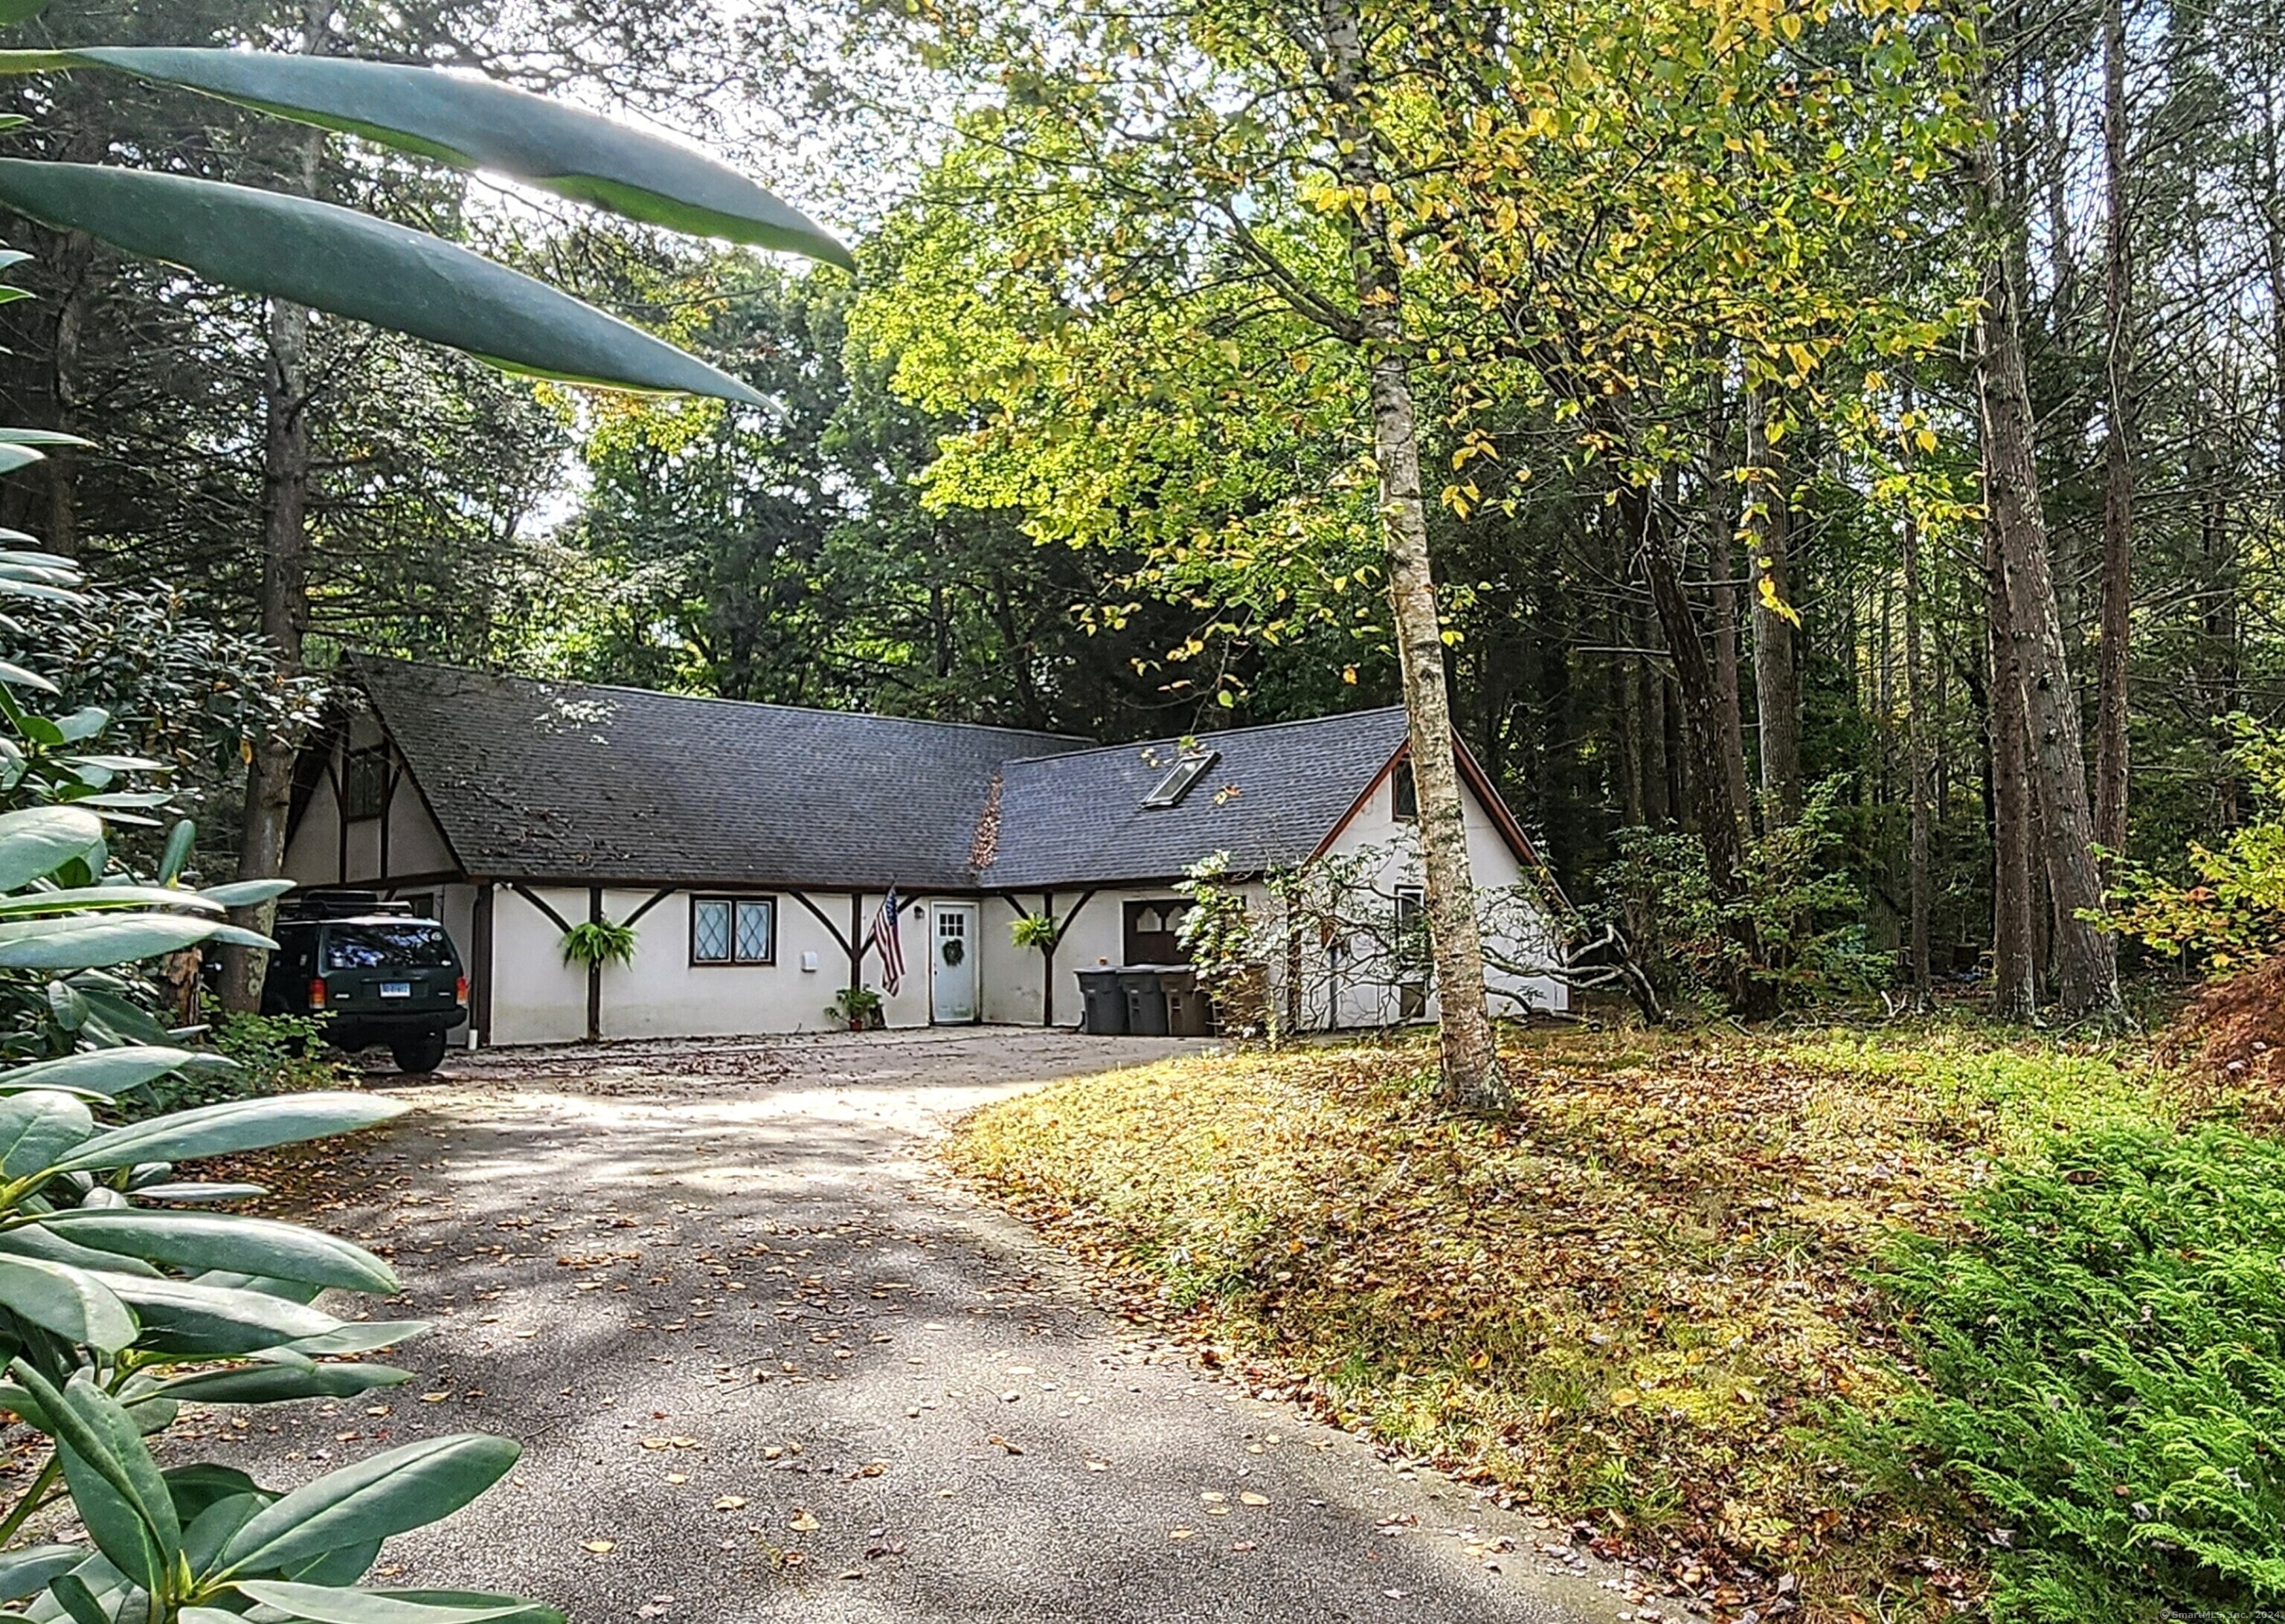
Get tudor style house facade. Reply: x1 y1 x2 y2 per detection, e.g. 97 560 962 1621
280 657 1569 1045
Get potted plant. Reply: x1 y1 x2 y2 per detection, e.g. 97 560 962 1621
828 984 885 1031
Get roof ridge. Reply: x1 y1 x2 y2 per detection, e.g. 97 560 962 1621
347 652 1095 747
1000 704 1410 767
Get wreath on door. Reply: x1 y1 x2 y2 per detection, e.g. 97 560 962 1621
941 937 965 967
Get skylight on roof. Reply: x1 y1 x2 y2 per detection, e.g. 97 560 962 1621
1142 748 1220 810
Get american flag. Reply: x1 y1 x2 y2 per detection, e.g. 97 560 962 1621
875 886 907 996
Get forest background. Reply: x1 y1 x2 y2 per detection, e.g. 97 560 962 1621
2 0 2265 1019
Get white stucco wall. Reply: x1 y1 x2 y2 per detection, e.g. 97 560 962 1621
980 883 1224 1028
485 885 950 1046
280 723 457 890
1314 765 1569 1021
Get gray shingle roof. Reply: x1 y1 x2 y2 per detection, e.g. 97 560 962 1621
350 657 1082 889
978 708 1413 889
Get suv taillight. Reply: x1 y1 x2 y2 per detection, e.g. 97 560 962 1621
307 978 327 1010
455 975 469 1005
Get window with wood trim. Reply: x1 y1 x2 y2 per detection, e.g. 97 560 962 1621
1393 884 1428 1019
690 896 775 966
1122 898 1192 965
1391 758 1418 821
342 748 389 821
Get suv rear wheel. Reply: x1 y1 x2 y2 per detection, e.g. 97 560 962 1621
390 1027 449 1075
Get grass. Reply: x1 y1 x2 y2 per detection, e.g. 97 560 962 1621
946 1020 2201 1623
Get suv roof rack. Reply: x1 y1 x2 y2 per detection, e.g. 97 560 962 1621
281 890 415 921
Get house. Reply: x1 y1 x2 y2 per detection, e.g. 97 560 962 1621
280 657 1570 1045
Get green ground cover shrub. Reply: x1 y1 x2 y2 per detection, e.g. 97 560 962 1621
1880 1121 2285 1623
134 1013 347 1115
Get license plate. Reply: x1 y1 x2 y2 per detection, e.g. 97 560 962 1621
379 982 411 999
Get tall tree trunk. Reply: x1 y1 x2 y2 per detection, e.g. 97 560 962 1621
1705 375 1751 837
1903 502 1932 1011
1317 0 1505 1108
2092 0 2133 863
1624 480 1770 1018
1985 517 2038 1019
1971 141 2123 1023
1744 384 1802 826
1712 555 1751 840
42 229 92 558
1639 596 1672 826
221 15 330 1011
221 288 315 1012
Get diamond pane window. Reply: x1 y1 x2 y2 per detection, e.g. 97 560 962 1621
691 899 732 964
692 896 774 965
734 900 775 964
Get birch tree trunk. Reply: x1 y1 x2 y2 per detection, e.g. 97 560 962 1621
1972 143 2123 1023
2092 0 2133 863
1316 0 1505 1107
1744 384 1803 826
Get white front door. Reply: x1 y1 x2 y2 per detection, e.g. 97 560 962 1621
930 902 980 1024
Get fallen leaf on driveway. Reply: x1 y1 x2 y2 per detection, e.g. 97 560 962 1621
789 1509 820 1533
714 1496 748 1511
583 1541 614 1554
986 1434 1023 1455
1240 1492 1270 1507
1168 1527 1196 1541
1084 1459 1111 1472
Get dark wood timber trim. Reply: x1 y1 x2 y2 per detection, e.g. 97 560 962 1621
623 887 676 929
333 738 349 885
365 868 462 892
585 886 604 1043
788 890 855 957
472 880 495 1047
378 751 399 878
997 887 1098 1027
507 883 573 935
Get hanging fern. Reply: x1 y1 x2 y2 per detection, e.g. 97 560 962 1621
562 918 639 969
1010 912 1060 952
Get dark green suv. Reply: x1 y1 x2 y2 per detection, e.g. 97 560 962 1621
260 895 467 1073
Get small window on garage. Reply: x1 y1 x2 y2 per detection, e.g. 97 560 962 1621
342 748 389 821
1393 884 1428 1019
1123 898 1193 964
692 896 775 966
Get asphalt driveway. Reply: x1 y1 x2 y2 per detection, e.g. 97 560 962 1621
200 1029 1634 1624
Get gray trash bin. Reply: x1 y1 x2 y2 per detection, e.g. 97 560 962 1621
1076 967 1128 1034
1160 967 1209 1037
1120 967 1172 1037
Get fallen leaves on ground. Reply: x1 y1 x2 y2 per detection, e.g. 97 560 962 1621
947 1024 2199 1623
